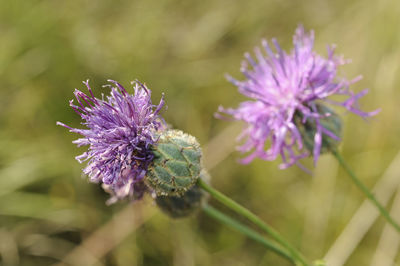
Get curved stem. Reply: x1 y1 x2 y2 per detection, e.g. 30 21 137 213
332 150 400 233
198 179 310 266
202 204 295 264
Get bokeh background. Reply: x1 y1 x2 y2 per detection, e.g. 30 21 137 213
1 0 400 265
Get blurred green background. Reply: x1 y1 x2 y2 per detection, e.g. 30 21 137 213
1 0 400 265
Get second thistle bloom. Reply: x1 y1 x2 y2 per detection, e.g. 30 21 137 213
58 80 165 204
218 26 378 169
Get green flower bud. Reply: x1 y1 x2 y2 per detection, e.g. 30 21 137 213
155 170 209 218
145 129 202 196
294 103 342 154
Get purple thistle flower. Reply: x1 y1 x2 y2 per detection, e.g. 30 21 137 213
57 80 165 204
217 25 379 170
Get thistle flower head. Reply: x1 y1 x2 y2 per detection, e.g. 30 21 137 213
57 80 165 204
217 25 379 169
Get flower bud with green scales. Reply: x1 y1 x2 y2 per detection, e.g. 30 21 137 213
145 129 203 196
155 170 210 218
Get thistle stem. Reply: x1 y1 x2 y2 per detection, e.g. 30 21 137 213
197 178 310 266
332 150 400 233
202 204 295 264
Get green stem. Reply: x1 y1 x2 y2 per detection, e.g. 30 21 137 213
202 204 295 264
332 150 400 233
198 179 310 266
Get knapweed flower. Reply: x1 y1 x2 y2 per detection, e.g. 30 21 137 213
57 80 165 204
217 25 378 169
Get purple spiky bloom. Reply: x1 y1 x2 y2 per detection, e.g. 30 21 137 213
217 25 379 170
57 80 165 204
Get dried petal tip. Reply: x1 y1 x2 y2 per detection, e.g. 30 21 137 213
155 170 210 218
145 129 203 197
58 80 165 203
